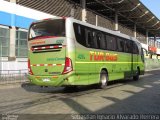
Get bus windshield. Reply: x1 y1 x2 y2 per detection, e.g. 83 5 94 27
29 19 65 40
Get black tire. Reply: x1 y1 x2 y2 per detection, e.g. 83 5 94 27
133 68 140 81
98 70 108 89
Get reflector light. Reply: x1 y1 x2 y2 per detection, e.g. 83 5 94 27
28 59 33 75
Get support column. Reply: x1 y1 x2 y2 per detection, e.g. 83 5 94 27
96 15 98 26
146 30 152 58
9 27 16 58
134 24 137 38
115 11 118 31
9 0 16 60
81 0 87 22
154 35 156 47
146 30 149 45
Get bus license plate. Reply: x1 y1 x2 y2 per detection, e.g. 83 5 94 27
42 78 50 82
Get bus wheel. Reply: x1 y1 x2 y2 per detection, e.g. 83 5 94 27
98 70 108 89
133 68 140 81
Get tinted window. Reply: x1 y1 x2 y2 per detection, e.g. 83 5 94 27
93 32 105 49
29 19 65 40
74 23 86 47
85 29 94 48
117 38 125 52
92 31 98 48
73 22 138 54
96 33 101 48
106 34 117 51
99 33 106 49
133 42 139 54
125 40 132 53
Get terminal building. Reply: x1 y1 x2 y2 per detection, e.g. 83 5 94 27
0 0 160 74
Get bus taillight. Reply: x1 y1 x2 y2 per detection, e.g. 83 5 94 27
62 57 73 74
28 59 33 75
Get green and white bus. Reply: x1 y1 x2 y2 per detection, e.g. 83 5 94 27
28 17 145 88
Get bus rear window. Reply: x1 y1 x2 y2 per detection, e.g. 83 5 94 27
29 19 65 40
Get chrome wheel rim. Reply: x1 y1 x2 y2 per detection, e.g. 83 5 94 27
101 74 107 85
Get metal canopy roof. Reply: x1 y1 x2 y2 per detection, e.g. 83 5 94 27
70 0 160 37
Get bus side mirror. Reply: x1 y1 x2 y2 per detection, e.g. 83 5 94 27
143 48 148 56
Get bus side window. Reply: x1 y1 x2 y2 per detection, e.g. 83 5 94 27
127 40 133 53
73 23 86 47
117 38 125 52
106 34 117 51
124 40 128 53
96 33 101 49
85 29 92 47
92 31 98 49
133 42 139 54
136 43 139 54
100 33 106 49
132 43 135 54
96 32 105 49
124 40 132 53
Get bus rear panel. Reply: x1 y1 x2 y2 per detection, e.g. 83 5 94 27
28 18 75 86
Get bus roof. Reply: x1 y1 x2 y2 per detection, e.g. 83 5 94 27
67 17 141 44
31 17 141 44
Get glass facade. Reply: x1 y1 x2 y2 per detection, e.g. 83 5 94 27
0 27 10 57
16 30 28 57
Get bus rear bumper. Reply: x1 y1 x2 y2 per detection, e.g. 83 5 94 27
28 73 75 87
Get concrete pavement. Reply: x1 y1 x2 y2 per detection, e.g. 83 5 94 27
0 70 160 119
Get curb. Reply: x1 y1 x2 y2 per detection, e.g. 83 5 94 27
145 68 160 72
0 82 29 90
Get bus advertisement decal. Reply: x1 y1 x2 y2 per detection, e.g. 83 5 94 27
89 51 118 61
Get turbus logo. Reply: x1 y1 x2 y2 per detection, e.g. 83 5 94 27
90 51 118 61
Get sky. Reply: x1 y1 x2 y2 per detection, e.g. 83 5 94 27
140 0 160 19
